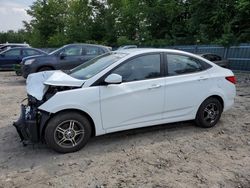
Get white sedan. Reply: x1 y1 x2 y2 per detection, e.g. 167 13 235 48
14 49 236 153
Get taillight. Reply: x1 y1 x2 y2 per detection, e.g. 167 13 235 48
226 76 236 84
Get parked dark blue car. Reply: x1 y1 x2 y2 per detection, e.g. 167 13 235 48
0 47 47 70
20 43 111 78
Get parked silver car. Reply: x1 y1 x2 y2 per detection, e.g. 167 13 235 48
0 43 30 52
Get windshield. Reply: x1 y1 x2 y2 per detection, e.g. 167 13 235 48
49 45 67 55
70 52 127 80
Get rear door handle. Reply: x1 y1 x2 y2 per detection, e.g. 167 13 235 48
148 84 162 89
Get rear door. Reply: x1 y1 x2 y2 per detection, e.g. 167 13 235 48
81 46 103 63
0 49 22 69
163 53 212 120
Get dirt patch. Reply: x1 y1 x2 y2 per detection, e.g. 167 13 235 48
0 71 249 188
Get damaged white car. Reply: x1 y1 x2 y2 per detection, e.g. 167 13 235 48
14 49 236 153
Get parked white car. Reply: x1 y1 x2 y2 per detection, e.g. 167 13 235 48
14 49 236 153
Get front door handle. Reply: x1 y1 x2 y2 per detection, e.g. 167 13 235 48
148 84 162 89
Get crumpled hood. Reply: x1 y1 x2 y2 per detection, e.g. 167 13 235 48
26 70 85 100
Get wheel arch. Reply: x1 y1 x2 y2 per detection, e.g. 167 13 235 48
40 108 96 140
195 95 224 128
196 94 224 119
206 95 224 110
36 65 55 72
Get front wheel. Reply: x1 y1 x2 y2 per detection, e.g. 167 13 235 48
195 98 223 128
15 70 21 76
45 112 92 153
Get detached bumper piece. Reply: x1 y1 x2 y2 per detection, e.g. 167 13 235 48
13 105 39 145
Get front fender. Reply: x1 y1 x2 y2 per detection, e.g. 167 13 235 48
38 87 105 136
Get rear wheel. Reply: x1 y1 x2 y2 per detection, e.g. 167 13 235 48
195 98 222 128
45 112 92 153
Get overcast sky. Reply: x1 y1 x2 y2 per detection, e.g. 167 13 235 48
0 0 35 32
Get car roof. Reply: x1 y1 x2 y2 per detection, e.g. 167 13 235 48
63 43 110 49
0 47 47 54
115 48 194 56
0 43 29 46
6 47 36 50
2 47 42 51
114 48 218 66
120 45 137 47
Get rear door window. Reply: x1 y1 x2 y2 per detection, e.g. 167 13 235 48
166 54 210 76
23 49 41 56
83 46 100 55
3 49 21 57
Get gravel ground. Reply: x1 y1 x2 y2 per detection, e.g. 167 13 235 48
0 71 249 188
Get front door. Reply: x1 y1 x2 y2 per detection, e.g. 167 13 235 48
100 53 165 130
58 45 84 70
0 48 22 69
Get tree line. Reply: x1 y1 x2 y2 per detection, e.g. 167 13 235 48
0 0 249 48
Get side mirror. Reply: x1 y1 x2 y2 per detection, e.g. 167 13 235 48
104 73 122 84
59 52 66 59
0 53 5 57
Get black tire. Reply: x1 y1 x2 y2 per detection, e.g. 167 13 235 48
195 98 223 128
38 66 53 72
45 112 92 153
15 71 21 76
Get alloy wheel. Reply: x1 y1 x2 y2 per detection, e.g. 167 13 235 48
203 103 220 124
54 120 85 148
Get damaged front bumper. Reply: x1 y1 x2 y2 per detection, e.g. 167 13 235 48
13 104 39 144
13 100 50 145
